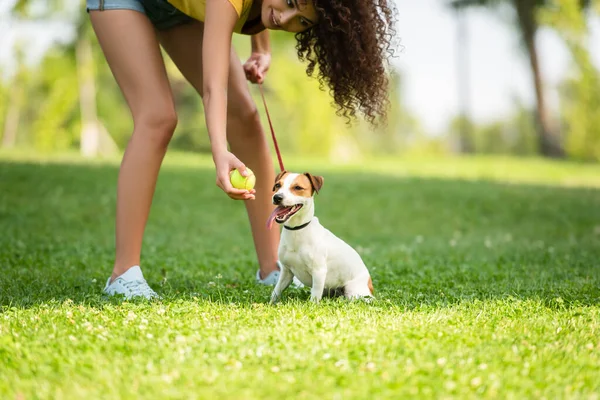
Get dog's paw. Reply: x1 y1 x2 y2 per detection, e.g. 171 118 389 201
309 295 322 304
270 292 280 304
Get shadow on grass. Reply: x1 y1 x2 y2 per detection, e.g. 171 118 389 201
1 160 599 309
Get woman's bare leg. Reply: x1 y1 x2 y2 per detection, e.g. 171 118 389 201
157 22 280 278
90 10 177 280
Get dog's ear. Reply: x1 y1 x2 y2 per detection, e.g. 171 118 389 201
273 170 288 191
304 173 324 195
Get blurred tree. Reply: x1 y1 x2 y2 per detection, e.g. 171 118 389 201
541 0 600 161
4 2 410 158
448 115 474 153
454 7 474 153
448 0 592 158
11 0 118 155
506 99 538 155
353 72 427 156
31 51 79 151
447 98 537 155
1 45 27 149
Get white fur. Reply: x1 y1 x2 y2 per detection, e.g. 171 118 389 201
270 173 373 304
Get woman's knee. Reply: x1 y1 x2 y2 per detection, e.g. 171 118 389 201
132 107 178 147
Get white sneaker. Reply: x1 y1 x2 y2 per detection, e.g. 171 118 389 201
256 261 304 288
103 265 160 300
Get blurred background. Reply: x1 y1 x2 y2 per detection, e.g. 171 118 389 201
1 0 599 162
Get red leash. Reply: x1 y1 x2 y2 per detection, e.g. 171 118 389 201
258 83 285 172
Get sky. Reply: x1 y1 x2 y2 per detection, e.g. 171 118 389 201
1 0 599 135
394 0 600 134
0 0 78 75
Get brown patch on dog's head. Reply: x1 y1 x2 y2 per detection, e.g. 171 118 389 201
272 170 289 192
303 172 324 195
289 174 315 198
368 277 374 295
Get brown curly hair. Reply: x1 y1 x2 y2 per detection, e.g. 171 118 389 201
295 0 399 125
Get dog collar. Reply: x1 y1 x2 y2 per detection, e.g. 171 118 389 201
284 220 311 231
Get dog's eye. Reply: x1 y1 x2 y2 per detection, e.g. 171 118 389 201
294 186 303 191
274 183 281 189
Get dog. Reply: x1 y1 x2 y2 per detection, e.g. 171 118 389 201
267 171 374 304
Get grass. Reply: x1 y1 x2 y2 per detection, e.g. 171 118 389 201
1 151 599 399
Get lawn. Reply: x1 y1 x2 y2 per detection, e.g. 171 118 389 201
1 152 599 399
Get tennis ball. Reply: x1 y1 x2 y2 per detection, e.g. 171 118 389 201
230 168 256 190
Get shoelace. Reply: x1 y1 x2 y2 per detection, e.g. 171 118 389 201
122 279 157 298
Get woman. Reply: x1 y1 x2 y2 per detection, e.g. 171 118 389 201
87 0 397 299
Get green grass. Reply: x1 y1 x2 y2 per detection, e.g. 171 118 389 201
1 152 599 399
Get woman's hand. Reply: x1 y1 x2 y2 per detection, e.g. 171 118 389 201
243 52 271 84
213 150 256 201
203 0 252 200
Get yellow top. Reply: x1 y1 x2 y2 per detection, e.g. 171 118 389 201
167 0 255 33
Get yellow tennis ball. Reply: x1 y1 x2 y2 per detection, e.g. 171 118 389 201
230 168 256 190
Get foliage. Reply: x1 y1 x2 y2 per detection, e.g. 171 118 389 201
447 0 596 158
448 101 538 155
3 0 600 160
31 49 80 151
541 0 600 161
1 6 409 158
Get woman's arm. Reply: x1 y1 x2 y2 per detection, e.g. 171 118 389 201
244 31 271 84
203 0 255 200
251 30 270 54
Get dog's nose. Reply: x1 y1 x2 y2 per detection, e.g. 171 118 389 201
273 193 284 205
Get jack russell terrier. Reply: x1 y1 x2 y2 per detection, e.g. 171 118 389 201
267 171 374 303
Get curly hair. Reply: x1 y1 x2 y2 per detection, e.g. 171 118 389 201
295 0 399 125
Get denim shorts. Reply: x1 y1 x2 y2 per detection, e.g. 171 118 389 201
86 0 195 30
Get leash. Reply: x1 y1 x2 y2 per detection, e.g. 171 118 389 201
258 83 285 172
259 83 314 231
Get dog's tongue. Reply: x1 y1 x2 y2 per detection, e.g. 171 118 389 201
266 206 288 230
